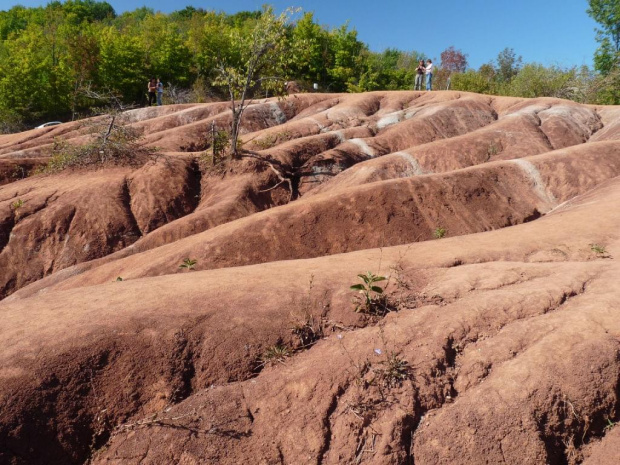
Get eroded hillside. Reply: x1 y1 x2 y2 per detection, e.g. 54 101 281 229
0 91 619 465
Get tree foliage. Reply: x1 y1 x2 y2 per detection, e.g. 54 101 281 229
0 1 617 129
587 0 620 75
440 46 468 73
213 6 297 158
495 47 522 82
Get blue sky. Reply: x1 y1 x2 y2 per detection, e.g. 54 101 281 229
2 0 599 69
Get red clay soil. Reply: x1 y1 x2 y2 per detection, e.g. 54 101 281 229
0 91 619 465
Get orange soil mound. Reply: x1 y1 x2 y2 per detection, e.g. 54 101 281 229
1 91 619 464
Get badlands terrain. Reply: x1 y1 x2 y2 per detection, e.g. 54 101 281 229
0 91 619 464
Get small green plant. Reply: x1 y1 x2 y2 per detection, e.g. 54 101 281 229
487 143 499 157
378 352 410 388
351 271 388 314
261 344 290 365
433 227 447 239
604 418 616 432
590 243 607 255
11 164 30 180
10 199 24 211
254 134 278 150
179 258 197 271
115 276 123 282
254 131 291 150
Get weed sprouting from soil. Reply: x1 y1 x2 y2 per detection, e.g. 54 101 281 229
10 199 24 211
590 243 607 255
351 271 392 316
604 417 616 432
253 131 292 150
261 344 291 366
378 351 411 388
290 274 328 348
433 227 447 239
487 143 499 158
11 164 31 179
179 258 197 271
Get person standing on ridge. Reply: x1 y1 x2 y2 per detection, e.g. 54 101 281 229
156 78 164 106
415 60 425 90
425 59 434 91
147 78 157 106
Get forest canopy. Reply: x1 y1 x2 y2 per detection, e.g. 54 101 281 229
0 0 617 130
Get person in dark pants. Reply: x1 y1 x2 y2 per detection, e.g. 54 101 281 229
414 60 425 90
147 77 157 106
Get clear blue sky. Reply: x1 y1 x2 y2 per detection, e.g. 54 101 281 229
2 0 599 69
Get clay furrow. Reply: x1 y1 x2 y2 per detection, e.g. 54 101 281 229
121 178 143 238
586 108 605 140
532 108 556 150
0 213 15 255
318 384 348 465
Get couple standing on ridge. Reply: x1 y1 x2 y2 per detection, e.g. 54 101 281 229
147 78 164 106
414 59 433 91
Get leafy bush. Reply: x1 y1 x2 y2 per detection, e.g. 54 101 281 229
508 64 577 99
0 109 25 134
451 70 494 94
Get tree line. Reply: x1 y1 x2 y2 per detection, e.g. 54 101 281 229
0 0 618 132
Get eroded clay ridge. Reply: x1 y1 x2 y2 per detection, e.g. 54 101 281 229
1 91 620 299
0 91 619 464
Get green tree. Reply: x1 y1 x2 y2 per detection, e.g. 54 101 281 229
0 6 32 40
213 6 297 158
326 23 365 92
139 14 192 87
495 47 522 83
98 26 145 102
62 0 116 24
587 0 620 75
352 48 415 92
288 12 330 86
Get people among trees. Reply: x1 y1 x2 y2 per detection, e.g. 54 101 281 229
0 0 617 130
415 60 425 90
156 78 164 106
425 59 434 91
147 78 157 106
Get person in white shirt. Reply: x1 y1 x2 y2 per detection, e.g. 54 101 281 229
425 59 434 91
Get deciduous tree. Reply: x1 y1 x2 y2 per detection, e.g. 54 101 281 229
495 47 522 83
440 46 468 74
587 0 620 75
213 6 298 159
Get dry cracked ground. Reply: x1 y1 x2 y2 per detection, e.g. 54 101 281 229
1 91 620 464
